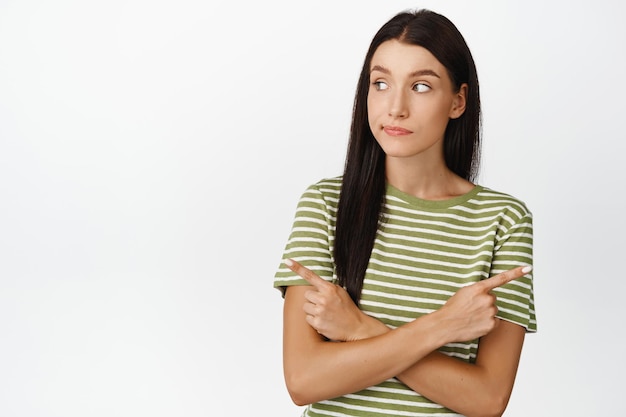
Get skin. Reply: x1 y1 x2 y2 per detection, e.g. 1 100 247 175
367 40 473 199
282 40 530 417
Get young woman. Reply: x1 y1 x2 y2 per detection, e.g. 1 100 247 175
274 9 535 417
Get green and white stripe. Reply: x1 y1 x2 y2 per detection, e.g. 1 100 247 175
275 176 535 416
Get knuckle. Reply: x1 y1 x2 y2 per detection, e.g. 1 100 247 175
490 305 498 316
312 317 323 329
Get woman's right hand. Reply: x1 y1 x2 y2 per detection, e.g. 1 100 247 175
436 265 532 343
283 258 388 342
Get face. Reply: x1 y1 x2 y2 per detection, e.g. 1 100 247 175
367 40 467 163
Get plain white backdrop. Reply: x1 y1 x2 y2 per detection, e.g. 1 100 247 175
1 0 625 415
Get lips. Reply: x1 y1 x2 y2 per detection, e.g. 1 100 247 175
383 125 413 136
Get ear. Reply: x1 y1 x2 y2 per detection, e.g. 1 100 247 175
449 83 468 119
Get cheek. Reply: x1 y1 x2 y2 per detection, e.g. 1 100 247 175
420 98 454 125
366 97 376 127
367 95 383 123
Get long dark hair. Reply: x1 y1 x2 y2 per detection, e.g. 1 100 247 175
334 9 482 304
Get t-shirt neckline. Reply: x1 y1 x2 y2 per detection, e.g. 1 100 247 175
386 183 484 210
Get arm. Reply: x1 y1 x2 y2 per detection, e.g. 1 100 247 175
283 284 446 406
282 259 527 406
300 268 531 416
396 320 524 417
307 294 525 416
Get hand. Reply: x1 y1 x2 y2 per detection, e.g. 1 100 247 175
284 259 387 341
285 258 531 344
437 265 532 343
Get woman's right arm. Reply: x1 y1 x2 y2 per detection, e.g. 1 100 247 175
282 259 519 406
283 285 445 406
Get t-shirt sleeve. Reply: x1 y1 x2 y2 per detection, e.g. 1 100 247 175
273 183 336 297
490 210 537 332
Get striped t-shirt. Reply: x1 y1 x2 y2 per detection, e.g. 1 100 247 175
274 176 536 417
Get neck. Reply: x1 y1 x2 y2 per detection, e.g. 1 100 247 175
385 155 474 201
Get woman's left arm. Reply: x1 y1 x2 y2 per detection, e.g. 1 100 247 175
396 320 525 417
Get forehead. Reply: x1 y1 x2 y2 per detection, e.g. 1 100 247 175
370 40 446 75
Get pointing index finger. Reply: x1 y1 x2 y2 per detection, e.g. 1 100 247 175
284 258 330 289
479 265 533 292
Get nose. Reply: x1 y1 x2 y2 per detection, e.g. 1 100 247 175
388 90 408 118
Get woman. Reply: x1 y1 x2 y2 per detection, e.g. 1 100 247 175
274 9 535 417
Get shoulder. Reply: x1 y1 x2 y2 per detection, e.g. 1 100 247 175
299 176 343 202
305 176 343 192
474 186 532 221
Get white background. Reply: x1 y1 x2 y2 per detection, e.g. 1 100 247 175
1 0 625 415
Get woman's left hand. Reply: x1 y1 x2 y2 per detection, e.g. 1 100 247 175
286 259 389 342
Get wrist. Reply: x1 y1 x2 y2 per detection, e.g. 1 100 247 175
349 313 390 341
417 309 452 349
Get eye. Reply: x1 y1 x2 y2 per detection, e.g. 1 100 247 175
413 83 431 93
372 81 389 91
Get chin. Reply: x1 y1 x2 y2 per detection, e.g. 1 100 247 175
380 145 427 159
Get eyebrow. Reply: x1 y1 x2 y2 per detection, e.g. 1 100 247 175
370 65 441 78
